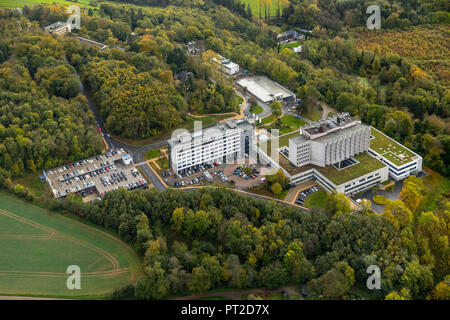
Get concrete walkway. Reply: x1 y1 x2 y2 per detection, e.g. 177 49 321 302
284 182 318 204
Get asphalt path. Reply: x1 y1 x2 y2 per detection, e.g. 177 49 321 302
237 89 272 118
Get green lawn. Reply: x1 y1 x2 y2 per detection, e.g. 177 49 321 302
0 191 141 297
259 114 277 125
182 114 231 131
12 173 51 199
278 152 386 186
0 0 96 9
250 104 263 114
280 126 295 134
280 41 301 50
240 0 280 17
303 105 322 122
305 190 327 208
420 168 450 212
280 114 306 128
145 148 163 160
156 157 169 170
278 131 300 147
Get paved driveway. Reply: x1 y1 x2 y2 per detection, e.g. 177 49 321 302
238 90 272 118
359 180 404 213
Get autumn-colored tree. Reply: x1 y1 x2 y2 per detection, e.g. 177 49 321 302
400 175 425 213
171 207 184 232
271 182 283 195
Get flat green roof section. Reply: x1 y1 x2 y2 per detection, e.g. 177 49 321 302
316 153 386 185
279 152 386 186
370 128 417 166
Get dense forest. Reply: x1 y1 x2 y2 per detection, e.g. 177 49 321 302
11 5 243 139
281 0 449 30
44 176 449 300
108 0 449 29
0 19 104 180
296 37 449 175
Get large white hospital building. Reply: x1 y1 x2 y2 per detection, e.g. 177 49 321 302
168 119 255 174
168 112 422 195
257 113 422 195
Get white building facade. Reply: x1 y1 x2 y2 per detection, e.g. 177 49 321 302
168 119 255 174
45 22 71 36
368 128 423 181
213 55 240 75
257 113 391 195
288 114 371 167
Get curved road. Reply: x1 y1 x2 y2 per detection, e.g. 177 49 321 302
237 89 272 118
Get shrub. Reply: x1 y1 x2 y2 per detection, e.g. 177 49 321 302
373 195 389 205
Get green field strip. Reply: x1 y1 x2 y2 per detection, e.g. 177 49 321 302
0 191 141 297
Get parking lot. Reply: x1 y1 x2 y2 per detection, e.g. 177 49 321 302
46 148 149 200
158 160 266 189
223 163 266 188
161 161 229 188
295 185 321 206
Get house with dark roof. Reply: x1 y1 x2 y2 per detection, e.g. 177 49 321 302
276 29 304 43
175 71 194 81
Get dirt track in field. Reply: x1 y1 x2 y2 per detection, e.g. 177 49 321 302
0 208 126 278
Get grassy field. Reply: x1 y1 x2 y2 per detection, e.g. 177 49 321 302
259 114 277 125
420 168 450 212
145 148 163 161
259 130 300 156
250 104 263 114
0 0 96 9
12 173 52 199
280 114 306 128
156 157 169 170
316 153 386 186
280 41 301 50
240 0 281 17
304 190 327 208
0 191 141 297
302 105 322 122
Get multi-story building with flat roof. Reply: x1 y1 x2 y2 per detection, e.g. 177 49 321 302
212 55 240 75
256 113 417 195
45 22 71 36
288 113 371 167
368 127 422 180
168 119 255 174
